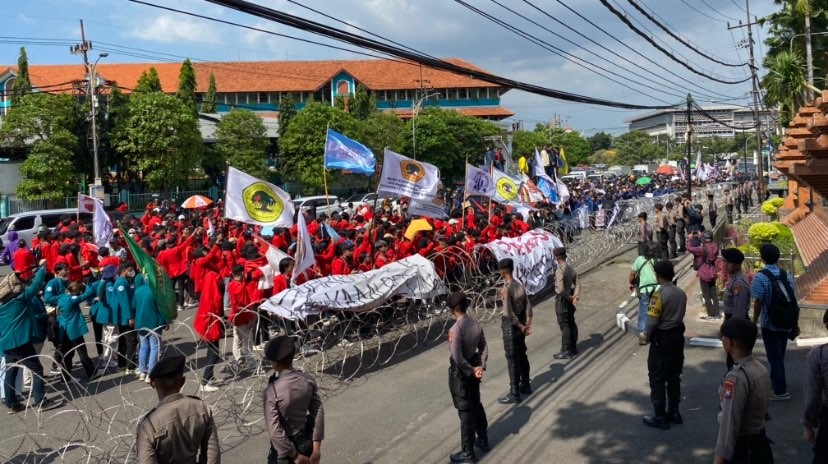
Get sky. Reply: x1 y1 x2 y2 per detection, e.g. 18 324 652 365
2 0 778 136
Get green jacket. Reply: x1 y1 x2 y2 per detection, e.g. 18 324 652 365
0 267 48 353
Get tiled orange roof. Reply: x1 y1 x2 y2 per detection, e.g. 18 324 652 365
392 106 514 119
792 213 828 267
5 58 502 94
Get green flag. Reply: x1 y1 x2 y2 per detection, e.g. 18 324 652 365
119 228 178 323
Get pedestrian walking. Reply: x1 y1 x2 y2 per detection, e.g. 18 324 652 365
752 243 799 401
666 202 678 259
136 355 221 463
263 336 324 464
553 247 580 359
643 260 687 430
496 258 532 404
714 318 773 464
636 212 654 257
446 291 489 463
803 309 828 462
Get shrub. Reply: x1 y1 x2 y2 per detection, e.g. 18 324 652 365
770 197 784 208
761 200 779 218
748 222 780 244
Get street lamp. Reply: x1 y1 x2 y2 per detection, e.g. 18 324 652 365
411 91 440 160
90 52 108 187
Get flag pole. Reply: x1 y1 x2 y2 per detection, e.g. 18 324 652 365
461 154 468 229
323 126 331 213
487 163 493 224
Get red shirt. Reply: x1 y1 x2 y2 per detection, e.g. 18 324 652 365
227 279 255 326
331 257 351 275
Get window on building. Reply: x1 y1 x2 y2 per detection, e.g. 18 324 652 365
259 92 269 104
459 88 469 99
337 80 350 96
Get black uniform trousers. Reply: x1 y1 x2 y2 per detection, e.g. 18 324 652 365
668 225 678 258
116 325 138 369
676 220 687 252
449 362 488 454
709 212 718 229
555 297 578 354
730 430 774 464
648 327 685 416
726 205 734 224
501 318 530 396
658 230 669 260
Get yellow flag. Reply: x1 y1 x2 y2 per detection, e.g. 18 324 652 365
559 147 570 175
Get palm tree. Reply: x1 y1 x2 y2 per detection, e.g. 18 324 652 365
762 50 808 124
794 0 815 96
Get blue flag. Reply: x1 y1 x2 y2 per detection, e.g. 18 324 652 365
324 128 376 175
538 177 558 203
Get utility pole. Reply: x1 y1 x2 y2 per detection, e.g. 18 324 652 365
685 94 692 200
729 2 765 199
71 20 102 191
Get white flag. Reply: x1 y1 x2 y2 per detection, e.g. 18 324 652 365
491 168 523 205
464 164 495 197
225 166 294 227
378 149 441 200
408 197 449 219
292 213 316 285
556 175 571 204
256 237 291 290
80 193 113 247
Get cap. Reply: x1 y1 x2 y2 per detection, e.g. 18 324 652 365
149 354 186 380
553 246 567 257
264 335 295 362
498 258 514 271
101 265 118 280
448 218 459 225
720 318 758 341
177 214 185 220
341 240 355 251
447 291 469 311
721 248 745 264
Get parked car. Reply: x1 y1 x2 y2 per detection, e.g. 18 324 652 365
0 208 93 249
292 195 342 218
343 192 379 210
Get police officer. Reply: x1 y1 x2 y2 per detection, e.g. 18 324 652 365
553 247 580 359
643 260 687 430
654 204 669 260
722 248 751 370
724 189 734 224
674 196 688 253
136 355 221 463
263 336 324 464
666 202 678 259
496 258 532 404
714 318 773 464
803 309 828 462
446 291 489 463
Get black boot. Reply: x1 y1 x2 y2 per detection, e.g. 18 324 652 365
519 384 532 396
450 450 478 463
497 393 521 404
666 411 683 424
474 437 490 453
642 415 670 430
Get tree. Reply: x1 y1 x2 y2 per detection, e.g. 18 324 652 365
700 136 736 163
349 84 376 120
549 128 591 167
763 50 809 125
135 67 162 93
511 129 549 162
587 131 613 153
334 95 347 111
0 94 79 201
115 92 202 191
357 111 405 159
397 108 500 178
277 93 296 139
612 131 660 165
202 72 218 113
589 149 618 166
279 102 359 192
11 47 32 105
176 59 198 114
215 110 269 178
762 0 828 90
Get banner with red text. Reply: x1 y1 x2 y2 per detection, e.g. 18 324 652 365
479 229 564 295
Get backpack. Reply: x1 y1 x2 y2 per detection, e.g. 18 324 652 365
0 272 25 305
760 269 799 330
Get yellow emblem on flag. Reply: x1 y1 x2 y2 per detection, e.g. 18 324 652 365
496 177 519 202
400 159 426 182
243 181 285 223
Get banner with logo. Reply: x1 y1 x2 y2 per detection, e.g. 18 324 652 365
465 164 495 197
479 229 564 295
408 196 449 219
225 166 295 227
378 149 441 200
519 175 545 203
491 168 523 205
260 254 446 320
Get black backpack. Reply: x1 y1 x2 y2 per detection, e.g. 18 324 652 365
760 269 799 330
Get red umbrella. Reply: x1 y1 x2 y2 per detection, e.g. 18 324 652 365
654 165 677 175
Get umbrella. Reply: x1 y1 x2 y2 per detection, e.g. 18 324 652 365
404 218 433 240
654 165 676 175
635 177 653 186
181 195 213 209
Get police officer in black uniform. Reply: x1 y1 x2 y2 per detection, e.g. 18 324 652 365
446 291 489 463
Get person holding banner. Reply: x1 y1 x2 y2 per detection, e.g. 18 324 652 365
496 258 532 405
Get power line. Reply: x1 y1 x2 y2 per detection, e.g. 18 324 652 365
521 0 736 101
730 0 747 13
697 0 741 22
454 0 680 103
623 0 746 67
599 0 751 84
129 0 679 110
676 0 729 23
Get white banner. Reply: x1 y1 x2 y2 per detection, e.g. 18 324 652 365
225 166 294 227
465 164 495 197
378 149 441 200
491 168 523 205
257 238 291 290
80 193 113 247
260 254 446 320
480 229 563 295
408 197 449 219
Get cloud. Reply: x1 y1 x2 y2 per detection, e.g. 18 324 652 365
125 15 222 44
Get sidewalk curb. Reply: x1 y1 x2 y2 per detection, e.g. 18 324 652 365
689 336 828 348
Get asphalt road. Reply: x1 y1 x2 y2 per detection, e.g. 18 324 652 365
0 252 817 463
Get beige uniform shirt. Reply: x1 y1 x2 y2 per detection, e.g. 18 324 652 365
715 355 771 460
136 393 221 464
263 369 324 459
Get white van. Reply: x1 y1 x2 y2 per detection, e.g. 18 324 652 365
0 208 91 247
292 195 342 218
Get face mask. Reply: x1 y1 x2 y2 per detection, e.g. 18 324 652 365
127 270 136 278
